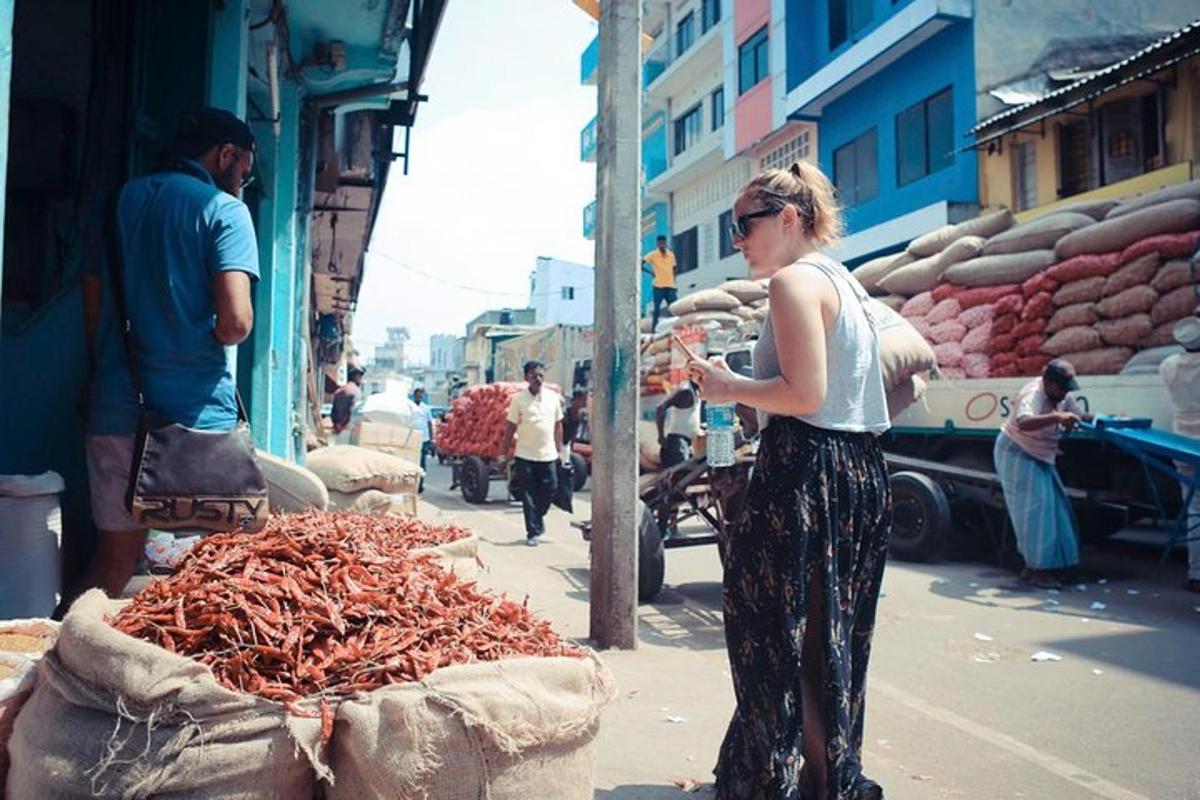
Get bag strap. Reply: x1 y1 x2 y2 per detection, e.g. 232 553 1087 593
104 190 248 423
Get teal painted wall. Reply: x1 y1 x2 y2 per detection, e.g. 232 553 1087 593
0 0 12 332
271 83 302 459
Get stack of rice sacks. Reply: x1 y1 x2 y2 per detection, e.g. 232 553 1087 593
852 180 1200 379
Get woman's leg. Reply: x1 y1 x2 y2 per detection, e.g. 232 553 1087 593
799 567 828 799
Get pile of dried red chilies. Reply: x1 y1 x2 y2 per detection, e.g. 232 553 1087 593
110 513 582 706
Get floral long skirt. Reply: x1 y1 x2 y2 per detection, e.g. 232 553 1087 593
715 417 892 800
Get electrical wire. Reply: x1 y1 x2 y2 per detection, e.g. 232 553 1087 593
367 250 594 298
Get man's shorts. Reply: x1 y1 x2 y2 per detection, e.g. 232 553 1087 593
86 435 145 532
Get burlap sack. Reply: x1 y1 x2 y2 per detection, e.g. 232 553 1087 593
256 450 329 512
869 300 937 389
850 252 913 294
1151 285 1199 326
907 210 1014 258
995 294 1025 316
932 342 964 368
326 654 616 800
957 304 994 329
1047 302 1098 334
307 446 423 494
881 236 985 294
1122 345 1185 374
1016 335 1047 357
1095 285 1158 320
886 374 926 420
1103 253 1160 297
1096 314 1154 347
1058 347 1134 375
981 212 1094 256
940 366 968 380
1053 277 1106 306
993 314 1017 335
638 420 661 472
1012 318 1047 339
668 289 740 317
1042 326 1101 356
1022 271 1059 298
644 336 671 356
876 294 907 312
1151 259 1195 294
1105 179 1200 219
1022 291 1054 320
1017 354 1052 376
958 284 1020 309
412 533 480 582
675 310 741 327
1047 252 1122 283
963 352 990 379
1054 199 1118 220
962 322 993 354
943 249 1055 287
327 488 396 515
6 591 327 799
930 320 967 344
1121 230 1200 263
718 279 769 304
732 305 757 321
1055 199 1200 259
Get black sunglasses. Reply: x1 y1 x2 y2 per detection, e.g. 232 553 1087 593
730 206 783 239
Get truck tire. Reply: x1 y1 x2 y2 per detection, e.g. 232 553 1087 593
570 452 588 492
638 501 665 603
889 471 951 562
460 456 490 504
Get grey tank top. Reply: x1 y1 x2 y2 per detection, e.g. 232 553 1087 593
753 254 891 435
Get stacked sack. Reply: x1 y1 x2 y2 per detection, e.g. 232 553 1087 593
305 445 424 514
859 182 1200 379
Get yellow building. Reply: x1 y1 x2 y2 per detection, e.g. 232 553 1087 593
969 22 1199 222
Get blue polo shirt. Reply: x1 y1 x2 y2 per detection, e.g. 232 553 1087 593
85 162 259 435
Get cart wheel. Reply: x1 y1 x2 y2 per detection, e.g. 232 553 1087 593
889 471 950 562
638 501 665 603
460 456 490 504
570 452 588 492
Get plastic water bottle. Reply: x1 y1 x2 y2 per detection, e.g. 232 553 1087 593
706 403 736 468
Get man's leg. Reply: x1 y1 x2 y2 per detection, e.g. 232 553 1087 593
514 458 544 540
532 459 558 537
418 442 428 493
651 287 665 332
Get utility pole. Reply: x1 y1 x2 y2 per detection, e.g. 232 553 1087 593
590 0 641 649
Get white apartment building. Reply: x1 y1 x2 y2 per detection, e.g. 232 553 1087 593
428 333 461 372
529 256 594 326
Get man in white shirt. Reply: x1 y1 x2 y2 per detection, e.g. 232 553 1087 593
500 361 566 546
411 387 434 493
1159 315 1200 594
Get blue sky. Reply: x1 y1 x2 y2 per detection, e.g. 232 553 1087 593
356 1 598 365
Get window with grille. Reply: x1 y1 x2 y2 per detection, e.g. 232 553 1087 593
673 103 703 156
702 0 721 33
1012 140 1038 211
676 12 695 57
896 87 954 186
759 130 812 172
833 128 878 207
673 227 699 274
738 27 769 95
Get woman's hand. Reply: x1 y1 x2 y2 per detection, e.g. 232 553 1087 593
687 356 739 405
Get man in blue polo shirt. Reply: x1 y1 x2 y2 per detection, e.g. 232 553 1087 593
64 108 260 610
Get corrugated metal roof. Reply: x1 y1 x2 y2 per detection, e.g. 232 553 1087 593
970 19 1200 136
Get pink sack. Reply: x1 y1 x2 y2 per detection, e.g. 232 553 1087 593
933 341 964 367
958 284 1020 309
1012 318 1047 339
930 320 967 344
931 283 962 303
900 291 935 318
910 318 934 340
961 322 993 354
958 304 994 329
963 352 990 379
927 298 962 324
994 293 1024 316
939 366 967 380
988 333 1017 355
1046 252 1122 283
1022 271 1060 298
1021 291 1054 321
1120 230 1200 263
990 352 1019 369
1017 354 1052 376
1016 335 1046 357
991 364 1020 378
992 313 1018 335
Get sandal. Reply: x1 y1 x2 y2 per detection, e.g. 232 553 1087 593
855 777 884 800
1020 567 1063 591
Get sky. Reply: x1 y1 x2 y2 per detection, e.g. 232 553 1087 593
354 1 599 365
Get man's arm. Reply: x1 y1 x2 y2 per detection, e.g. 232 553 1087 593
1016 411 1079 432
555 419 564 457
500 420 517 461
656 402 668 444
213 271 253 345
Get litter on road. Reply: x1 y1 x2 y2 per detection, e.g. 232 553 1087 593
1031 651 1064 662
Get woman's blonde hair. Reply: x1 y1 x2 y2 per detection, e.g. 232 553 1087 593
740 160 844 248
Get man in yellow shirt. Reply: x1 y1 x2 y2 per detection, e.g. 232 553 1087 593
643 235 677 332
500 360 565 546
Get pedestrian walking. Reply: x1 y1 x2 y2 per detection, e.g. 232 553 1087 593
563 388 589 448
655 383 701 468
687 161 891 800
330 367 364 442
643 234 678 333
500 361 567 546
66 107 259 611
993 359 1094 590
1159 315 1200 593
412 386 434 493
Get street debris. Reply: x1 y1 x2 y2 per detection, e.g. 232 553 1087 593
666 715 687 724
973 632 994 642
1090 601 1107 610
673 778 702 793
1031 651 1063 662
1093 669 1104 676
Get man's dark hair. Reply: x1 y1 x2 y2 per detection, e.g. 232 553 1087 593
348 367 365 381
170 107 256 160
656 235 667 243
523 360 545 375
572 388 587 401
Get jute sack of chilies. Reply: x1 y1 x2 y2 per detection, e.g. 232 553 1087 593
851 251 913 294
879 236 984 295
326 654 616 800
7 591 328 799
906 209 1014 258
1054 199 1200 259
668 289 740 317
981 212 1094 256
412 532 481 582
942 249 1055 288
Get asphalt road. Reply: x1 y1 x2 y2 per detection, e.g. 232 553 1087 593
417 460 1200 799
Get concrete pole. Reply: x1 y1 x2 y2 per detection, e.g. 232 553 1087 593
590 0 641 650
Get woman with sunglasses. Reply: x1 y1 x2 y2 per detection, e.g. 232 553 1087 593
687 161 891 800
